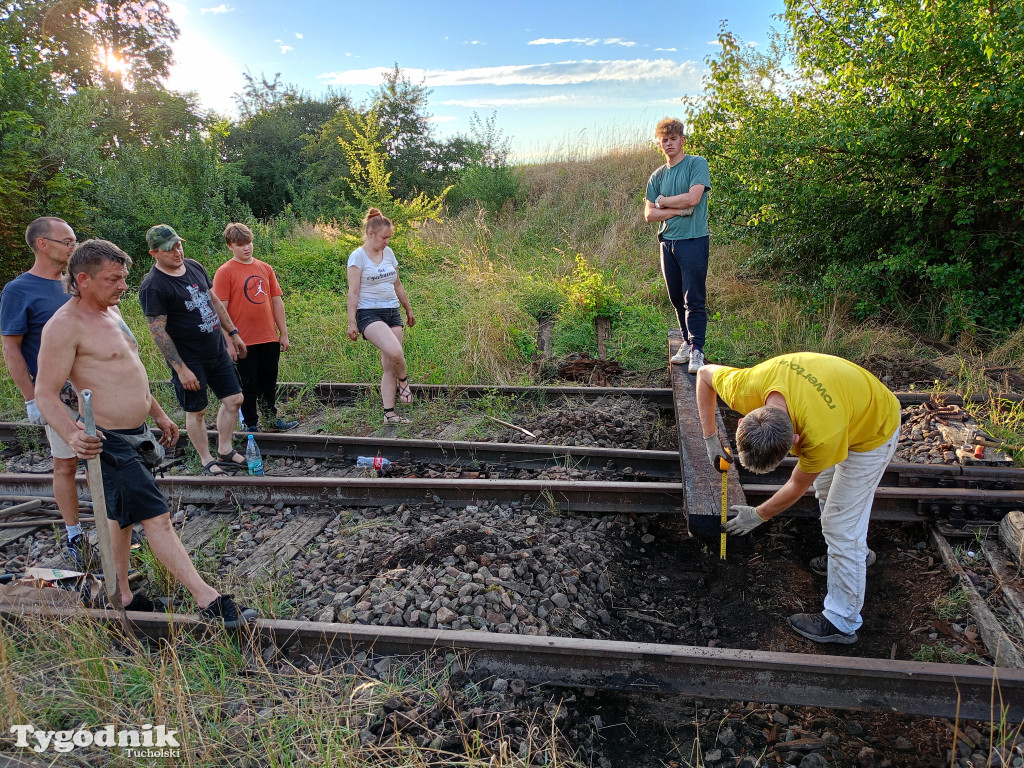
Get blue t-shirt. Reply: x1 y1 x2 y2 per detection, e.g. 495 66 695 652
0 273 70 378
646 154 712 241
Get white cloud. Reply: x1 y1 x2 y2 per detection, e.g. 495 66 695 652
200 3 234 13
707 40 722 46
529 37 638 47
655 47 677 52
442 94 570 108
279 45 293 54
318 59 702 88
428 115 458 123
464 40 485 45
295 32 303 39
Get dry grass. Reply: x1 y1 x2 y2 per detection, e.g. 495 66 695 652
0 612 580 767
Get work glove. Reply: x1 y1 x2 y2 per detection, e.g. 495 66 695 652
25 399 46 426
723 505 767 535
704 434 729 471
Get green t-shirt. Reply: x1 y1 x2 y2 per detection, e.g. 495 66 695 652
646 154 712 240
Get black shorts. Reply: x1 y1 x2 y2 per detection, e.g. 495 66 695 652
356 307 403 338
97 426 168 529
171 353 242 413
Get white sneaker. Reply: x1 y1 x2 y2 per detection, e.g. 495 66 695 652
670 344 691 365
687 348 704 373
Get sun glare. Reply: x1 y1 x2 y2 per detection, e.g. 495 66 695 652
101 47 128 76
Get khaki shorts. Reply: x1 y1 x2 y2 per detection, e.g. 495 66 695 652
44 403 78 461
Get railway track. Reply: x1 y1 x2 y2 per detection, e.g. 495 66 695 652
1 422 1022 521
3 373 1024 737
4 603 1021 722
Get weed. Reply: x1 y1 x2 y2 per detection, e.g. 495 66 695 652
933 585 971 620
912 643 983 665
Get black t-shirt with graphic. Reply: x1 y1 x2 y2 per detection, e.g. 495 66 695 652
138 259 227 362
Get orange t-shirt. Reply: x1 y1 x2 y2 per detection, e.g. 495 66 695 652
211 258 283 345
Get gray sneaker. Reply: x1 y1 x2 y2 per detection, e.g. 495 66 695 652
687 347 705 373
788 612 858 644
809 549 876 576
670 343 691 365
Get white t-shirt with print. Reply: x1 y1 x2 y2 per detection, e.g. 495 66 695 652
347 246 400 309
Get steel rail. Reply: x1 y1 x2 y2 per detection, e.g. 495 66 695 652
280 382 678 408
1 472 1022 520
4 422 1023 490
3 604 1021 722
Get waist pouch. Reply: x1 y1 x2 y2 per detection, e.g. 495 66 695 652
107 424 165 470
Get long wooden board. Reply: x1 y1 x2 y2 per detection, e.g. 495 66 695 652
236 514 332 580
668 330 747 540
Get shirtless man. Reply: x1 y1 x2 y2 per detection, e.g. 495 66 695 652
35 239 256 626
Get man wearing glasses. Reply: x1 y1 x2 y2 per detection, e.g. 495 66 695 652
0 217 89 567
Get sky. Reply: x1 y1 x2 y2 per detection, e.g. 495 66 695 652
163 0 787 161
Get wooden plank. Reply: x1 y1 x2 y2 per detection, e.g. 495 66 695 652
931 528 1024 668
0 525 43 549
668 330 747 540
179 513 233 554
236 514 330 580
1000 510 1024 566
982 543 1024 638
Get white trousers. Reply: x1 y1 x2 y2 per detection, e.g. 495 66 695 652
813 427 899 634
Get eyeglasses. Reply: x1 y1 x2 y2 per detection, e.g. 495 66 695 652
41 237 78 248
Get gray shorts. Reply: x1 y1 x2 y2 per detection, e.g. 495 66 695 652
45 403 77 460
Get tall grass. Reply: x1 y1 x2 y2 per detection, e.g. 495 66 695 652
0 614 578 767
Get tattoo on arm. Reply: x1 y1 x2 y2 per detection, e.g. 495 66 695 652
147 315 184 368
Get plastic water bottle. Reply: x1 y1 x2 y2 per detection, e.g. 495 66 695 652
356 456 392 470
245 434 264 476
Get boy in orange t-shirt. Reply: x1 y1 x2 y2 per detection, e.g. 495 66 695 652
212 223 298 431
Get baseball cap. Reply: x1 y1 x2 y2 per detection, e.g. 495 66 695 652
146 224 184 251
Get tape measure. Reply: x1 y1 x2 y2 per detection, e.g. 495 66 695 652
717 448 732 560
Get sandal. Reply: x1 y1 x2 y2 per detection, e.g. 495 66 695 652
217 449 246 465
397 376 413 404
383 408 410 425
202 460 227 476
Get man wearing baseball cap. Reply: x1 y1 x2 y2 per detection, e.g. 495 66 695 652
138 225 248 475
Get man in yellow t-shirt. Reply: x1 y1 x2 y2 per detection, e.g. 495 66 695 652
696 352 900 645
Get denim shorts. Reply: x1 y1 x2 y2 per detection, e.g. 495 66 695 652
171 353 242 413
356 307 403 337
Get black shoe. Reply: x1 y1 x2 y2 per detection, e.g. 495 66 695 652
200 594 257 628
788 612 858 644
274 418 299 431
809 549 876 576
124 593 156 612
64 533 96 571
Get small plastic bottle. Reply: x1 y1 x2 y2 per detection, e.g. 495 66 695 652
245 434 264 476
356 456 391 470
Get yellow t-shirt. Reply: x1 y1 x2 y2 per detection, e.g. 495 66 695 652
712 353 900 474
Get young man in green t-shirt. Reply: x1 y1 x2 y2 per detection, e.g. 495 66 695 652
644 117 712 373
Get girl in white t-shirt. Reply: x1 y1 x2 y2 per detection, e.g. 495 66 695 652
346 208 416 424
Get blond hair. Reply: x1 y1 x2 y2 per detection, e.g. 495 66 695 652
655 117 686 139
363 208 393 238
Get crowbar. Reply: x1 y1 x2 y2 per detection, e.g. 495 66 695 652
80 389 129 631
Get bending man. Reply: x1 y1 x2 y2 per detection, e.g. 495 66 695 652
35 239 255 626
696 352 899 644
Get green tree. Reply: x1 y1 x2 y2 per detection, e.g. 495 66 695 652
226 72 351 218
336 107 448 236
689 1 1024 333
